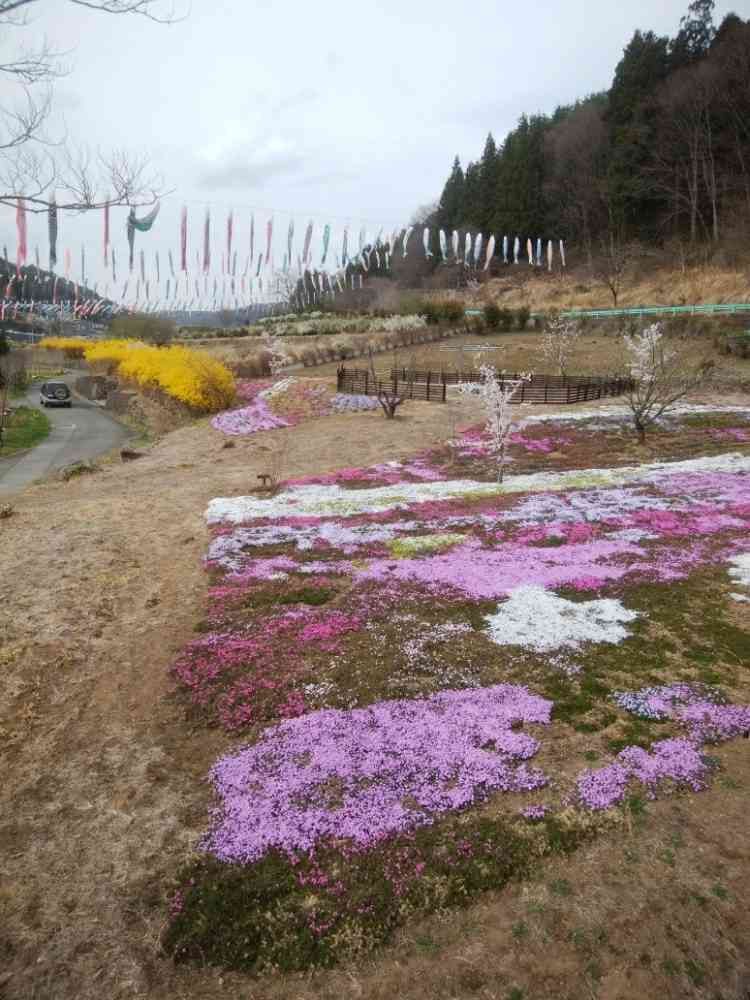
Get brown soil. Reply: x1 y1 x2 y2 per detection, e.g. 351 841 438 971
1 389 749 1000
313 330 750 388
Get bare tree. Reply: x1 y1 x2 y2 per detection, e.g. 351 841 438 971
368 347 404 419
0 0 181 214
594 239 644 308
544 101 609 268
623 322 713 442
409 200 439 226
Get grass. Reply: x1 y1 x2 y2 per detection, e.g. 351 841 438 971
0 405 51 457
163 811 601 973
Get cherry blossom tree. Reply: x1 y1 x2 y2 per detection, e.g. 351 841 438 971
472 364 531 482
261 330 290 376
623 322 712 443
540 315 580 377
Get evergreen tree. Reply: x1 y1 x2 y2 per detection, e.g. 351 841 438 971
477 133 499 233
462 162 481 229
606 30 671 235
436 156 465 232
670 0 716 66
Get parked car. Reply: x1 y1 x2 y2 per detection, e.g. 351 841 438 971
39 381 72 408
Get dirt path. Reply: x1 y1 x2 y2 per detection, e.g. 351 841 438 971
1 395 748 1000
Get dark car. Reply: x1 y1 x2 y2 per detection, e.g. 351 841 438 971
39 381 72 408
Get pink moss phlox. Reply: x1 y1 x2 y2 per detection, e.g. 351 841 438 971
520 804 548 820
299 611 362 650
577 738 708 810
453 422 573 457
709 427 750 442
356 536 645 600
204 685 552 863
235 380 274 403
211 395 292 436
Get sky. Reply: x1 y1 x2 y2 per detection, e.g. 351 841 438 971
0 0 748 305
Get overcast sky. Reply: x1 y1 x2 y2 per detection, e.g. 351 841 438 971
1 0 747 302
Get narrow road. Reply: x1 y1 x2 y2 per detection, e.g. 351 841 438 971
0 378 131 496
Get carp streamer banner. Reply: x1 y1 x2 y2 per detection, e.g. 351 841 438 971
16 199 27 271
180 206 188 271
265 218 273 265
48 198 58 270
203 209 211 273
302 221 313 265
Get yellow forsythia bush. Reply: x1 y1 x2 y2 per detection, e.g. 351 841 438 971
84 340 236 413
38 336 90 359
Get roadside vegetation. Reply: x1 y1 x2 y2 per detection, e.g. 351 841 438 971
0 406 51 456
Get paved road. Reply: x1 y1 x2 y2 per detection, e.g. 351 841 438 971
0 377 131 496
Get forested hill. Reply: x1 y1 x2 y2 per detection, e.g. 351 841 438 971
434 1 750 261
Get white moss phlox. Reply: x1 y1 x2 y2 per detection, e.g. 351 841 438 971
484 585 639 653
206 453 750 524
727 553 750 598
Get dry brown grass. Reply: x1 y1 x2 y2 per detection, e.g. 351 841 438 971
312 329 750 392
437 261 750 314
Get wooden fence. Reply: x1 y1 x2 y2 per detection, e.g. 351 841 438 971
337 367 448 402
337 366 633 404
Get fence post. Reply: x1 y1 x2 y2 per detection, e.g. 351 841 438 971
442 380 446 403
364 370 368 396
427 371 431 399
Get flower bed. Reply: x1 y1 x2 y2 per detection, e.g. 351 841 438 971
210 379 379 436
166 406 750 972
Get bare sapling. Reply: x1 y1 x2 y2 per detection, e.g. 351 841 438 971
473 365 531 482
623 322 713 443
540 315 580 377
368 347 404 419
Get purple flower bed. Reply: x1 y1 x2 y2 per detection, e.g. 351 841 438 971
205 684 552 863
577 738 708 810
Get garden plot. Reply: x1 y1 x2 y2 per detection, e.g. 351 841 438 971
165 406 750 973
211 377 378 435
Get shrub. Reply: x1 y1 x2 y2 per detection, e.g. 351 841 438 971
421 301 441 325
516 307 530 330
483 303 502 329
83 340 236 412
38 336 89 360
441 300 465 324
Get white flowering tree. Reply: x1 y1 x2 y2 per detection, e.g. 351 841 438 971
540 315 580 377
261 330 291 376
473 365 531 482
623 322 712 443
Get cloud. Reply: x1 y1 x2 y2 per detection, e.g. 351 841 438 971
196 151 305 190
